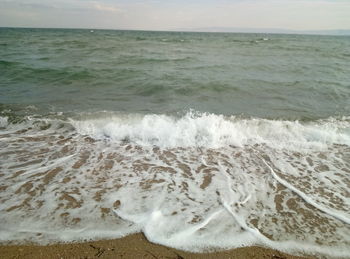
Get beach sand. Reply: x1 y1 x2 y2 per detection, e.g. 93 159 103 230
0 233 315 259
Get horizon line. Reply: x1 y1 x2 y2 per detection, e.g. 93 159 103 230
1 26 350 36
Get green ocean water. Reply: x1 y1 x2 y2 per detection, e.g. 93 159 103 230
1 28 350 257
1 28 349 119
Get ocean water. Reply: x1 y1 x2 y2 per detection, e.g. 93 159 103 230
0 28 350 257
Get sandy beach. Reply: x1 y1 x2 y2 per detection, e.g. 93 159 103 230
0 233 316 259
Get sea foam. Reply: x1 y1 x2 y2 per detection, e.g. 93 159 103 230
70 112 350 150
0 112 349 258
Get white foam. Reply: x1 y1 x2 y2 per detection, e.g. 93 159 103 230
0 116 8 127
261 158 350 224
0 112 349 258
70 112 350 150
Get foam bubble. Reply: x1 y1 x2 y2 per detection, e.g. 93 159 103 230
71 112 350 150
0 116 8 128
0 112 349 258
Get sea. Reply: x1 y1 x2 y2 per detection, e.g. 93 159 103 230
0 28 349 258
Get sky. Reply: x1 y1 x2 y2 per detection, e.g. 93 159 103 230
1 0 350 32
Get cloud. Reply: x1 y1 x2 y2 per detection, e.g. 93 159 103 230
93 4 120 12
89 2 122 13
0 0 349 30
0 0 123 13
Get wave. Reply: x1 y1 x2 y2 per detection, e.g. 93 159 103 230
69 111 350 150
0 116 8 128
0 59 95 83
0 111 349 257
0 60 22 68
1 111 350 150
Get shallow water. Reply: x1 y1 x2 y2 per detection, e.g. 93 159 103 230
0 28 349 258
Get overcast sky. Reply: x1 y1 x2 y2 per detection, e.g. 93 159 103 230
1 0 350 31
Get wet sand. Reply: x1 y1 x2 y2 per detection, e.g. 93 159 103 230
0 233 315 259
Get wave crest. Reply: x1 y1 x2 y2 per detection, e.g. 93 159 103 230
70 112 350 150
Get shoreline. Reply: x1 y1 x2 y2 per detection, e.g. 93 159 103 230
0 233 316 259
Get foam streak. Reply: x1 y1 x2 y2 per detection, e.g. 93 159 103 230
261 158 350 225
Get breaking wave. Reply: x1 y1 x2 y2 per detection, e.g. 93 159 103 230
0 112 349 258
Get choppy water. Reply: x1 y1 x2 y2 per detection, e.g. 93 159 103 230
0 28 350 258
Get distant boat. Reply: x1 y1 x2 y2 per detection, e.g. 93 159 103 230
90 30 94 33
